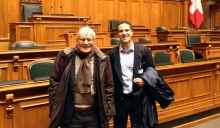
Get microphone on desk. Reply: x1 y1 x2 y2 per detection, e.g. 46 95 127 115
89 17 96 33
78 17 82 28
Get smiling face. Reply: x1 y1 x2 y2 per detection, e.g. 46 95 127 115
117 23 133 45
76 27 96 54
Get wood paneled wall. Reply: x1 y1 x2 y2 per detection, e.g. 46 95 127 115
0 0 216 45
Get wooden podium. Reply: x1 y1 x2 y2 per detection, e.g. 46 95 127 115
193 41 220 59
9 15 101 49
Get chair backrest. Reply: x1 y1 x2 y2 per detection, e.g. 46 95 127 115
20 0 42 22
153 51 174 66
156 26 169 42
109 20 120 31
156 26 167 32
211 26 219 30
186 34 201 49
178 49 195 63
111 38 120 45
10 41 46 50
27 59 54 81
137 37 151 44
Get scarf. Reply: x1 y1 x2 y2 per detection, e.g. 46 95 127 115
74 45 94 93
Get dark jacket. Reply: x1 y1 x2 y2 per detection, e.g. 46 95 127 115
48 46 115 128
106 44 174 128
133 67 174 128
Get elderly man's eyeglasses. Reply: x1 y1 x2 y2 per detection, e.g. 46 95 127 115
77 38 94 43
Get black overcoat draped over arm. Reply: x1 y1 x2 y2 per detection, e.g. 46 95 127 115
133 67 174 128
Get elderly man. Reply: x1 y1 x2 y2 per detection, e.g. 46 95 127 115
48 26 115 128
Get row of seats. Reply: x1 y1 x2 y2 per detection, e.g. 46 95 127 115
109 20 202 47
111 32 201 49
11 38 150 49
1 48 220 86
153 49 211 66
12 33 199 50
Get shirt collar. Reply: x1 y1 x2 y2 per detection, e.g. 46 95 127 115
119 42 134 52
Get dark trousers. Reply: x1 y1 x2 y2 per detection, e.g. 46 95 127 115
114 94 133 128
61 107 100 128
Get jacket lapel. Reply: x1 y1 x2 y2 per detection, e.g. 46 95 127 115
133 44 143 79
133 44 144 100
113 47 124 85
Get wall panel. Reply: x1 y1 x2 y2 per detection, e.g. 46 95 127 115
102 0 117 32
192 74 213 98
169 78 190 102
130 0 141 25
142 1 151 28
151 1 162 29
77 0 91 17
0 63 9 81
162 2 180 29
118 0 129 20
92 0 103 31
19 98 49 128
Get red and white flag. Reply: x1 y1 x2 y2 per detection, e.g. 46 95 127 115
189 0 204 28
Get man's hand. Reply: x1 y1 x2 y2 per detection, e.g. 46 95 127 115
133 78 145 87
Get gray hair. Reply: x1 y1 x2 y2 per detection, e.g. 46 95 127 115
76 26 96 39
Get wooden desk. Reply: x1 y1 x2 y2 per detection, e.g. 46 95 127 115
0 49 61 81
1 60 220 128
0 81 50 128
200 30 220 41
156 60 220 123
0 42 180 82
101 42 181 63
150 29 220 48
144 42 180 63
9 15 101 49
0 43 181 82
193 41 220 59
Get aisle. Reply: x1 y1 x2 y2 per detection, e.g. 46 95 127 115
190 117 220 128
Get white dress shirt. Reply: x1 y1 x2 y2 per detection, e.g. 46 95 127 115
119 43 134 94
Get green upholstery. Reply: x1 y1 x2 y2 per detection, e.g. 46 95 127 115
109 20 120 31
10 41 46 50
137 38 151 44
179 49 207 63
28 60 54 81
179 49 194 62
153 51 174 66
186 34 201 49
156 26 167 32
23 4 42 22
111 38 120 45
156 26 177 42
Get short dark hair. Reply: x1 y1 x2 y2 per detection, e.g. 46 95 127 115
116 21 133 32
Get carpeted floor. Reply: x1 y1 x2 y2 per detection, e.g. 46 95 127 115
190 117 220 128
